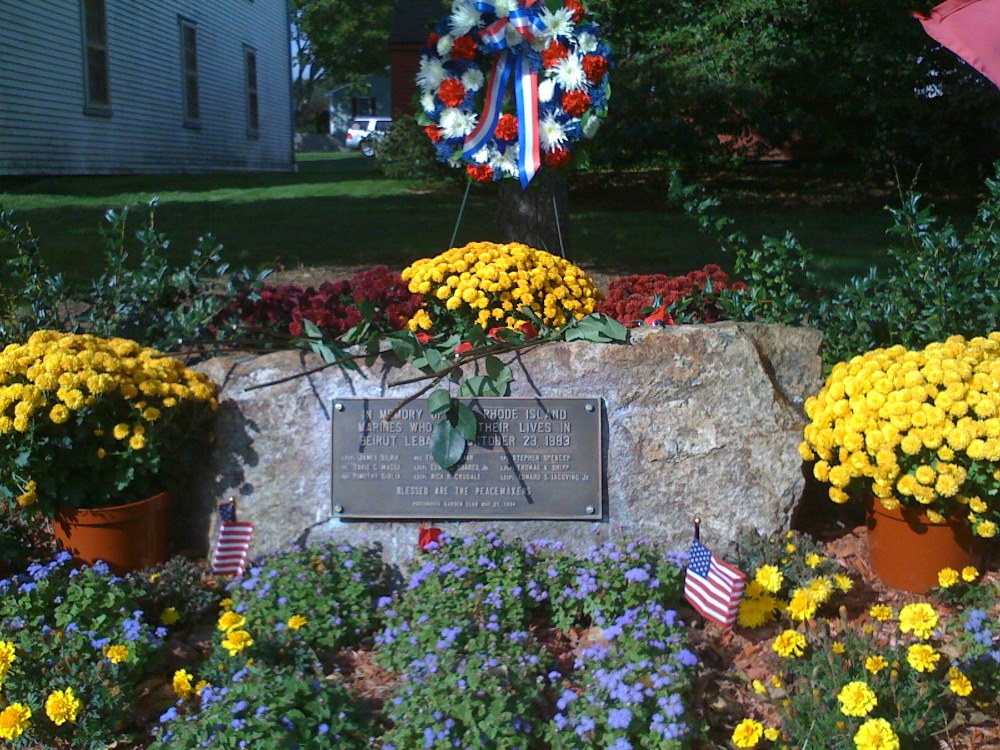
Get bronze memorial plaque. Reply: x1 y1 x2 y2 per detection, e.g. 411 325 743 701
332 397 602 519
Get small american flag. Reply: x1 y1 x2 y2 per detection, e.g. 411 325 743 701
684 537 746 630
211 501 254 577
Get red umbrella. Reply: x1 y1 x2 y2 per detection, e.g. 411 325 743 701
916 0 1000 89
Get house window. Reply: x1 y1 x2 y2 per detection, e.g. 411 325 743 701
244 46 260 136
179 18 200 126
81 0 110 111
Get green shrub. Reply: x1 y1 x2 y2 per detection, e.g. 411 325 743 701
373 117 457 183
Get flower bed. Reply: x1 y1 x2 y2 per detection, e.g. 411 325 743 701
595 266 745 327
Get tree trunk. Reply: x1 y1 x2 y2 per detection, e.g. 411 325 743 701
495 171 570 257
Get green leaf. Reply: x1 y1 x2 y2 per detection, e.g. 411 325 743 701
302 318 322 339
427 389 452 416
431 419 466 469
454 402 478 440
424 348 448 373
459 375 502 397
485 355 512 385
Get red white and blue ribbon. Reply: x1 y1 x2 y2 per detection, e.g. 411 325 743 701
462 0 545 188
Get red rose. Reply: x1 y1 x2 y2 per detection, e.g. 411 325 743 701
425 125 443 143
455 341 474 354
561 90 591 117
466 163 494 182
437 78 466 108
582 55 609 83
494 113 518 141
517 322 539 339
418 525 442 551
565 0 585 22
543 148 571 168
644 306 674 327
415 332 432 344
451 34 478 61
542 41 569 69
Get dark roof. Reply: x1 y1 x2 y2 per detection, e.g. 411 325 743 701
390 0 448 45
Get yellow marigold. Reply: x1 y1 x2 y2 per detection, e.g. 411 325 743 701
865 655 889 675
0 639 15 673
49 403 71 424
751 679 767 695
906 643 940 672
764 728 780 742
173 668 195 699
128 433 147 450
217 611 246 632
113 423 131 440
853 718 900 750
898 602 939 639
143 406 161 421
195 679 211 695
103 644 129 664
961 566 979 582
974 520 997 538
829 487 850 504
286 615 307 630
0 702 32 740
731 718 764 748
772 629 807 658
754 565 784 594
221 629 254 656
869 604 893 622
837 681 877 717
914 465 936 485
219 598 234 610
45 687 83 726
947 667 973 697
937 568 960 588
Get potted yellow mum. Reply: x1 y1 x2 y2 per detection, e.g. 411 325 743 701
800 333 999 592
0 331 217 572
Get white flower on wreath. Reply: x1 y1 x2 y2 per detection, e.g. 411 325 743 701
470 146 490 164
449 0 481 37
439 107 478 139
493 0 517 19
417 57 447 93
496 143 520 177
420 92 437 114
553 53 587 91
462 68 485 92
538 111 569 152
436 34 454 57
537 78 556 104
577 32 599 54
538 7 576 44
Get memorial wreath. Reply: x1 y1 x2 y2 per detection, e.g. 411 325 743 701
417 0 611 187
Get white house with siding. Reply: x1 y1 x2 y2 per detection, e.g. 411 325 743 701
0 0 294 174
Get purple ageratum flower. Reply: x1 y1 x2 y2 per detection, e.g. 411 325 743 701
966 609 988 631
609 739 633 750
255 706 270 717
574 716 596 737
675 649 698 667
318 723 330 734
423 726 435 748
159 706 179 724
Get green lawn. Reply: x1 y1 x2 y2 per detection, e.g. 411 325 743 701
0 153 947 288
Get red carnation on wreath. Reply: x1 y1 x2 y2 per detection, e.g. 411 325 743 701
451 34 478 61
425 125 443 143
565 0 585 22
495 113 518 141
583 55 609 83
544 148 572 168
542 41 569 69
467 163 494 182
438 78 466 108
426 31 440 48
562 90 591 117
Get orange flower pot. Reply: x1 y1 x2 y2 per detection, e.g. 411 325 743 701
52 492 170 575
866 498 982 594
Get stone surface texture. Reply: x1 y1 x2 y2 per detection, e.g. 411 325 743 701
189 323 824 565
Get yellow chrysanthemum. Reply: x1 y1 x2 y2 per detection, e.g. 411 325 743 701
754 564 784 594
219 598 234 610
731 718 764 748
286 615 307 630
906 643 940 672
112 423 131 440
45 687 83 726
837 681 877 717
221 629 254 657
961 566 979 582
217 611 246 633
853 718 900 750
764 727 780 742
937 568 959 588
869 604 893 622
737 595 780 629
833 573 853 592
772 629 807 658
173 668 195 699
898 602 939 639
804 553 822 569
787 589 818 622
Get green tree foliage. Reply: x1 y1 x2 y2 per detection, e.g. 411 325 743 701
291 0 394 126
589 0 1000 178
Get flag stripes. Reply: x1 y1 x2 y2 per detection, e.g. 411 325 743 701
683 538 746 629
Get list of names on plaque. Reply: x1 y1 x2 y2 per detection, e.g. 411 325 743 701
332 398 602 519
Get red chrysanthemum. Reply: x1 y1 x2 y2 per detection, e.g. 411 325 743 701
425 125 443 143
451 34 478 61
542 41 569 69
565 0 585 22
561 90 591 117
467 163 494 183
494 113 518 141
543 148 571 168
582 54 609 83
437 78 466 108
